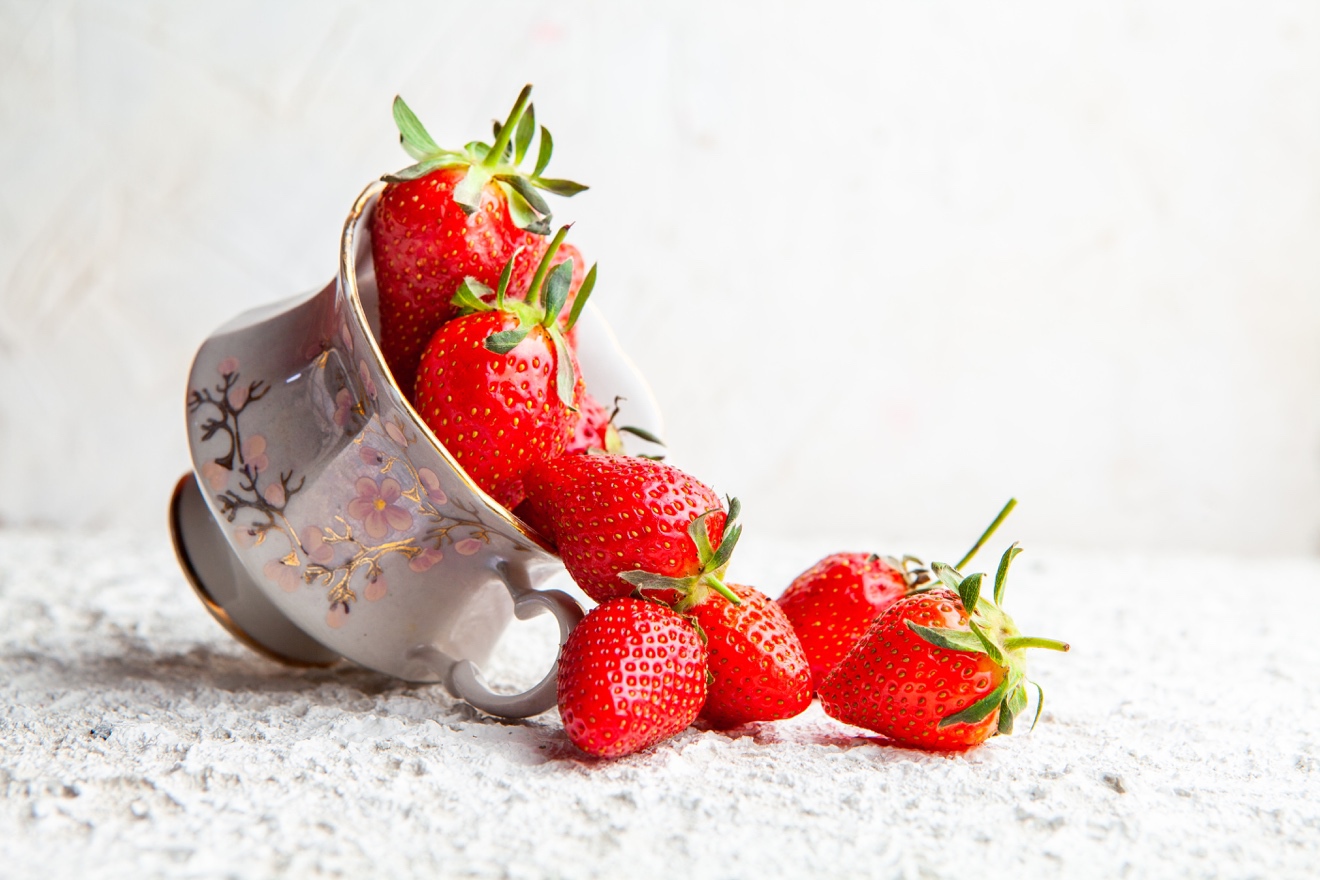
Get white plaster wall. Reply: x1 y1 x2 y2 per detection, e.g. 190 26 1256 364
2 0 1318 554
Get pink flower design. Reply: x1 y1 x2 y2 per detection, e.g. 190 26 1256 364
326 604 349 629
347 477 413 539
263 482 286 507
201 461 231 491
217 356 239 376
454 538 484 556
242 435 269 473
359 360 378 400
227 384 250 410
385 421 408 447
263 558 302 593
300 526 334 564
417 467 447 505
340 319 354 354
364 574 388 602
359 445 387 468
233 526 259 548
333 389 355 427
409 547 444 572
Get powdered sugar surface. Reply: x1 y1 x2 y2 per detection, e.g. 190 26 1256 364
0 528 1316 878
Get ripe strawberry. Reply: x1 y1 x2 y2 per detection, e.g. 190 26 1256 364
521 454 740 605
777 553 923 690
564 392 623 455
689 583 812 729
777 499 1018 690
372 87 587 398
557 597 707 758
413 227 595 509
511 497 559 549
819 544 1068 751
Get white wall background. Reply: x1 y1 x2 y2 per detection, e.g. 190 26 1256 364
2 0 1318 556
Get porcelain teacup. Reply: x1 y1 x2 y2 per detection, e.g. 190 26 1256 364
170 181 662 718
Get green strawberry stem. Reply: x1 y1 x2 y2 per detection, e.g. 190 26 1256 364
385 88 586 234
483 84 534 169
1003 636 1070 652
703 572 741 605
524 224 571 308
955 498 1017 571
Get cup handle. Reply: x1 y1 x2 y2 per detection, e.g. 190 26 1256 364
448 568 584 719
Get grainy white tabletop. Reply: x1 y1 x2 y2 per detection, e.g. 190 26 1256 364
0 527 1316 879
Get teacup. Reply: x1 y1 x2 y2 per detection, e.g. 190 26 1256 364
169 181 663 718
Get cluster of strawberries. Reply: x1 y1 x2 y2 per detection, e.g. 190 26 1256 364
371 87 1067 758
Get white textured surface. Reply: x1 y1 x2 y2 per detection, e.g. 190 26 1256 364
1 527 1317 878
2 2 1320 553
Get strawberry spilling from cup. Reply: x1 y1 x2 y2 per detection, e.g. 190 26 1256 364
373 87 1068 759
372 87 587 401
412 225 593 510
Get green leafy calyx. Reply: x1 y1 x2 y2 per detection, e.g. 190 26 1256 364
383 86 588 234
618 497 744 612
448 225 597 410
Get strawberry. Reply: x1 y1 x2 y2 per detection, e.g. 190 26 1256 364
521 454 740 605
818 544 1068 751
777 553 923 690
777 499 1019 690
557 597 707 758
372 87 587 398
564 392 623 455
689 583 812 729
511 497 559 549
413 227 596 509
563 394 665 457
508 415 631 547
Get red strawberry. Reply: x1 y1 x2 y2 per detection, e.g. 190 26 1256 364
521 454 739 605
372 87 587 398
819 545 1068 751
690 583 812 729
557 597 707 758
511 498 558 549
564 391 623 455
777 499 1019 690
413 227 594 509
777 553 923 690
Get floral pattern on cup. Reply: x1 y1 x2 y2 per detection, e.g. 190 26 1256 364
190 354 519 629
333 389 355 427
417 467 447 505
347 476 413 538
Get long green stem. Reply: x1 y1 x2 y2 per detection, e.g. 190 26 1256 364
483 84 533 168
1003 636 1070 653
956 498 1017 571
523 225 570 308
